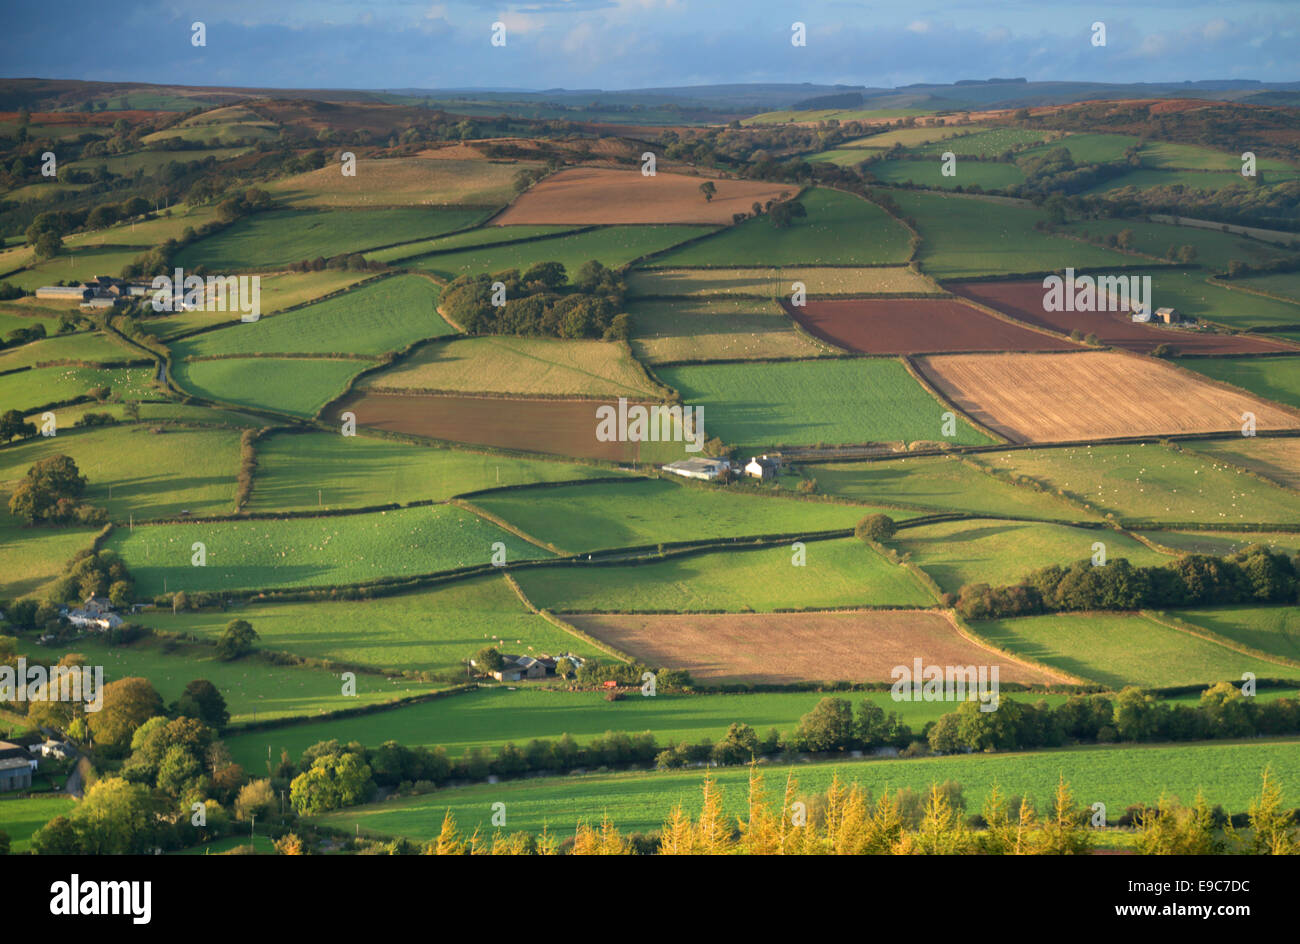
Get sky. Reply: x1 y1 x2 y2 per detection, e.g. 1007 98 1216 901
1 1 1297 92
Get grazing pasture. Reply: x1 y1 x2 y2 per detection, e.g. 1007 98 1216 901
0 424 240 521
0 331 137 371
367 225 580 264
494 167 794 225
311 738 1300 839
914 351 1300 443
1179 356 1300 411
627 298 831 363
889 189 1133 279
405 225 713 279
896 518 1169 593
1187 436 1300 490
569 609 1059 685
1140 530 1300 557
658 359 994 449
174 208 485 270
107 504 552 596
911 127 1061 157
4 247 148 291
172 357 373 418
975 443 1300 524
248 432 617 513
948 278 1295 354
1021 133 1142 164
268 157 536 207
336 391 689 463
783 297 1081 354
1088 169 1299 196
361 337 661 399
644 188 912 266
868 159 1026 191
1228 272 1300 305
1172 606 1300 664
806 454 1095 520
0 512 98 599
974 612 1297 688
174 275 449 358
468 477 903 554
1060 218 1293 272
137 575 600 675
0 364 156 412
0 796 77 853
628 266 938 298
516 537 936 612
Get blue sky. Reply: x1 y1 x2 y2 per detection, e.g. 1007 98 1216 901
2 1 1297 91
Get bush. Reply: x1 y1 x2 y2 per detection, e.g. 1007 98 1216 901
854 513 897 543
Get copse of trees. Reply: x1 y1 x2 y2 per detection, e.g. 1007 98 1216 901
7 454 106 526
439 259 629 341
957 545 1298 620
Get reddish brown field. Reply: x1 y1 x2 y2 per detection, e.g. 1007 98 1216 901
567 609 1061 685
494 166 793 225
949 279 1293 355
337 391 667 462
915 351 1300 443
781 297 1082 354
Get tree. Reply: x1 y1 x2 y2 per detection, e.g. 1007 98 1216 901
8 454 89 523
88 677 163 753
698 180 717 202
216 619 258 660
289 752 373 814
34 231 62 259
474 646 504 674
855 513 897 543
235 778 277 822
0 410 36 444
793 697 857 752
1116 228 1134 250
172 679 229 727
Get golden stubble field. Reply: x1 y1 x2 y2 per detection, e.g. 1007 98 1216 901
494 166 794 225
567 609 1062 685
916 351 1300 443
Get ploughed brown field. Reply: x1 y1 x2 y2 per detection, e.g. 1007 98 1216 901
494 167 794 225
567 609 1061 685
780 297 1082 354
948 279 1294 355
336 391 673 462
915 351 1300 443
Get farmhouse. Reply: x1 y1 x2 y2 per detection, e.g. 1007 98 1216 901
744 455 781 480
662 457 732 481
0 740 36 792
61 595 124 631
35 275 153 309
29 739 75 761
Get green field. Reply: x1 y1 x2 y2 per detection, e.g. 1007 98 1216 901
627 297 830 364
1229 271 1300 304
743 108 934 125
0 364 156 412
805 454 1098 520
107 504 553 595
67 147 250 176
0 795 77 853
1139 141 1297 174
975 612 1297 688
1180 356 1300 411
223 686 988 772
0 331 137 371
5 247 150 291
644 189 912 267
1022 133 1142 164
1062 218 1295 271
171 357 372 418
248 432 616 513
889 189 1133 279
911 128 1059 157
361 336 661 398
0 424 240 521
408 225 715 280
658 358 993 450
1172 606 1300 664
1143 268 1300 330
897 519 1169 593
515 536 936 612
0 511 98 599
469 477 912 554
367 225 582 264
137 575 602 676
973 442 1300 524
869 159 1026 191
174 208 486 270
173 276 450 358
1139 529 1300 557
627 266 938 298
20 636 434 724
310 737 1300 839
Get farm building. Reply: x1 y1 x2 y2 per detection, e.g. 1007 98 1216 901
61 596 124 631
744 455 781 480
0 741 36 792
493 655 550 682
30 739 75 760
35 276 153 309
662 457 732 481
1154 307 1183 324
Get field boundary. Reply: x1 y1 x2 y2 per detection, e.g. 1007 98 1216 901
1141 610 1300 673
501 572 635 663
900 354 1009 444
